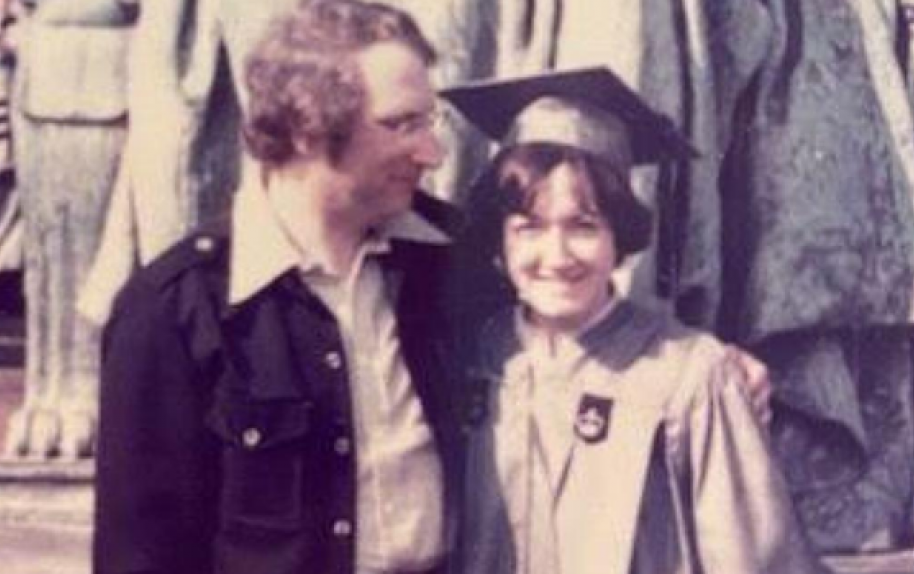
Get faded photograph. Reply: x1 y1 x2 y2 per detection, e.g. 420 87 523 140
0 1 912 574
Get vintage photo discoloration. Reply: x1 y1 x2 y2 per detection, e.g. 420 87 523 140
0 1 913 573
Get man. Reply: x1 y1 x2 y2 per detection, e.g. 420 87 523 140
93 2 461 573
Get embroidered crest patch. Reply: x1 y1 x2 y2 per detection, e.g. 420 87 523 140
575 394 612 444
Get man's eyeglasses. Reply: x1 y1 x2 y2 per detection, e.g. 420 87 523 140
373 109 442 137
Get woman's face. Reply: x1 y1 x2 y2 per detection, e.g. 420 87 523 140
502 162 617 334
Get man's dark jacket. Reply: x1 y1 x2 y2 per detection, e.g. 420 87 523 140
93 195 466 574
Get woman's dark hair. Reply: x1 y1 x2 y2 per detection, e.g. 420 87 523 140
461 142 653 268
447 142 653 331
242 0 437 165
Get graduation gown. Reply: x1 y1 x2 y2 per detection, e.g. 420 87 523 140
461 300 822 574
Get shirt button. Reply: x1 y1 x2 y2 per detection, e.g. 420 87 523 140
241 428 262 449
333 436 351 455
324 351 343 370
332 519 352 537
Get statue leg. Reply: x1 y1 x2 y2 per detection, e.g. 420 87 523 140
6 113 124 460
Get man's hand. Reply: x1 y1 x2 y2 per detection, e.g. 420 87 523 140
725 345 772 427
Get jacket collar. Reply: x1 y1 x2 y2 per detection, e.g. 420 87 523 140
228 172 450 306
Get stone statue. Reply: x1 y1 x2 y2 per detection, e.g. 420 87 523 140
718 0 914 550
77 0 268 325
5 0 135 459
0 0 26 278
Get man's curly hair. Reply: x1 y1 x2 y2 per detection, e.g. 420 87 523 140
243 0 437 165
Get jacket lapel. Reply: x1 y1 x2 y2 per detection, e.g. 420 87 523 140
381 239 463 521
381 239 445 405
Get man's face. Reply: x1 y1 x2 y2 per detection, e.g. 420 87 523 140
333 41 444 225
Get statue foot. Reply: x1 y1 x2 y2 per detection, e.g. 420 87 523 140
3 402 95 461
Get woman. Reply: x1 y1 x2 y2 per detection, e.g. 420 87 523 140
442 68 823 574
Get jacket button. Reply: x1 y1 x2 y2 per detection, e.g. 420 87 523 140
241 428 262 448
324 351 343 370
195 236 215 253
332 519 352 537
334 436 351 455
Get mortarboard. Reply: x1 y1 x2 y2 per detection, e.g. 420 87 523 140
440 66 697 170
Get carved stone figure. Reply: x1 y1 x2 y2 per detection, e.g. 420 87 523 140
5 0 135 459
0 0 25 277
78 0 272 324
719 0 914 550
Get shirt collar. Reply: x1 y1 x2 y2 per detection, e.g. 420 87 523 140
229 174 451 305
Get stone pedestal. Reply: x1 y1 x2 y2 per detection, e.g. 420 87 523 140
825 550 914 574
0 461 92 574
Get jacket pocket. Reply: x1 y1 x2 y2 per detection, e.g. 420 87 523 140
206 396 314 531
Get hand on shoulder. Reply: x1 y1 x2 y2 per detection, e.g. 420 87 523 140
722 345 772 427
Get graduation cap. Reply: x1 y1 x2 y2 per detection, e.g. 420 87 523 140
440 67 697 170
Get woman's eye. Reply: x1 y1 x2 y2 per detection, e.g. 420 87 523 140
570 217 602 233
508 217 542 235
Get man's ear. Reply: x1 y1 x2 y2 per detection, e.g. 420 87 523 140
293 134 332 162
291 134 312 158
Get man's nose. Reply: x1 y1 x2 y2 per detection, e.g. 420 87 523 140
413 128 446 169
